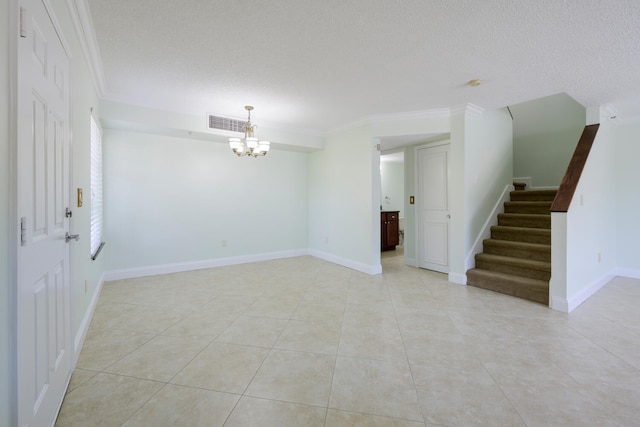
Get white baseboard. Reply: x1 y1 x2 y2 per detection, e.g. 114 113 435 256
465 184 513 271
551 272 615 313
104 249 310 281
308 249 382 275
549 296 569 313
448 271 467 285
104 248 385 281
614 267 640 279
74 272 105 364
512 176 559 191
404 257 418 268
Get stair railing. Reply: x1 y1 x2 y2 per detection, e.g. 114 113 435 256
550 124 600 212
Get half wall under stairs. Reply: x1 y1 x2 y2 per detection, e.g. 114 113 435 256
466 186 557 305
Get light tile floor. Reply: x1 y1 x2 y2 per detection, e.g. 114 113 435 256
56 253 640 426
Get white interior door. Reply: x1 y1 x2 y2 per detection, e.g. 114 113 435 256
417 143 450 273
17 0 73 425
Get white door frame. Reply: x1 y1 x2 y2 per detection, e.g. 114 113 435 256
8 0 20 424
414 140 451 273
10 0 76 423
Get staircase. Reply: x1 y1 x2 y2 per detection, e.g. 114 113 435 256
466 184 557 305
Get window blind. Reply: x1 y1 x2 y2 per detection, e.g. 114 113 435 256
90 114 104 259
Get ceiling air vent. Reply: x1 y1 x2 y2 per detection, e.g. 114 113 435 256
207 114 247 133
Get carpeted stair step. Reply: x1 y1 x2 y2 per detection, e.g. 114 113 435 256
482 239 550 262
466 268 549 305
497 213 551 229
513 182 527 191
490 226 551 245
474 253 551 281
509 190 558 202
504 201 552 214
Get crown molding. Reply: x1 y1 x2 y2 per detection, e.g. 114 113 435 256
450 103 485 117
328 107 453 136
66 0 106 96
327 117 372 135
368 108 451 124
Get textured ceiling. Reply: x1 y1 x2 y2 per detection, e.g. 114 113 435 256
86 0 640 131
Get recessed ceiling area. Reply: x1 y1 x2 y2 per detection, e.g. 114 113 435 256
86 0 640 131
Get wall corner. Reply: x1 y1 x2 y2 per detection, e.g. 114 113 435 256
586 106 600 125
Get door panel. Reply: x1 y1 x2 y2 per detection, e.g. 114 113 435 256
417 144 450 273
17 0 72 425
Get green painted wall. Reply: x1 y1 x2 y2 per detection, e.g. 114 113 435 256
380 157 404 217
615 123 640 271
309 125 378 270
512 93 585 188
104 129 309 270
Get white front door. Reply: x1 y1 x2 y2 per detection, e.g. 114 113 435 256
417 143 450 273
17 0 73 425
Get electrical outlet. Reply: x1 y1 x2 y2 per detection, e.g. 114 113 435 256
324 236 329 244
222 240 227 247
598 252 602 263
84 280 88 293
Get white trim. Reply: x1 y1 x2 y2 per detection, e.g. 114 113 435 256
369 108 451 124
448 272 467 285
549 296 569 313
44 0 73 59
552 272 615 313
309 249 382 275
8 1 20 425
450 103 485 117
104 249 310 281
613 268 640 279
328 107 452 136
531 185 560 190
465 184 513 272
404 257 418 268
73 273 104 362
65 0 106 95
512 176 559 191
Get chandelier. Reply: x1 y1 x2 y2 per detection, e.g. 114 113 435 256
229 106 270 157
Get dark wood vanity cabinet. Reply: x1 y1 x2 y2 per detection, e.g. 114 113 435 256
381 211 400 251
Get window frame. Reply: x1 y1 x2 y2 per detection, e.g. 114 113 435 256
90 112 105 260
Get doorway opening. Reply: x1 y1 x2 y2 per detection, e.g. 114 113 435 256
380 150 405 263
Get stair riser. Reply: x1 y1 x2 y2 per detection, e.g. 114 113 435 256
475 259 551 281
483 245 550 262
498 215 551 229
466 270 549 305
509 191 557 202
504 203 552 214
491 228 551 245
